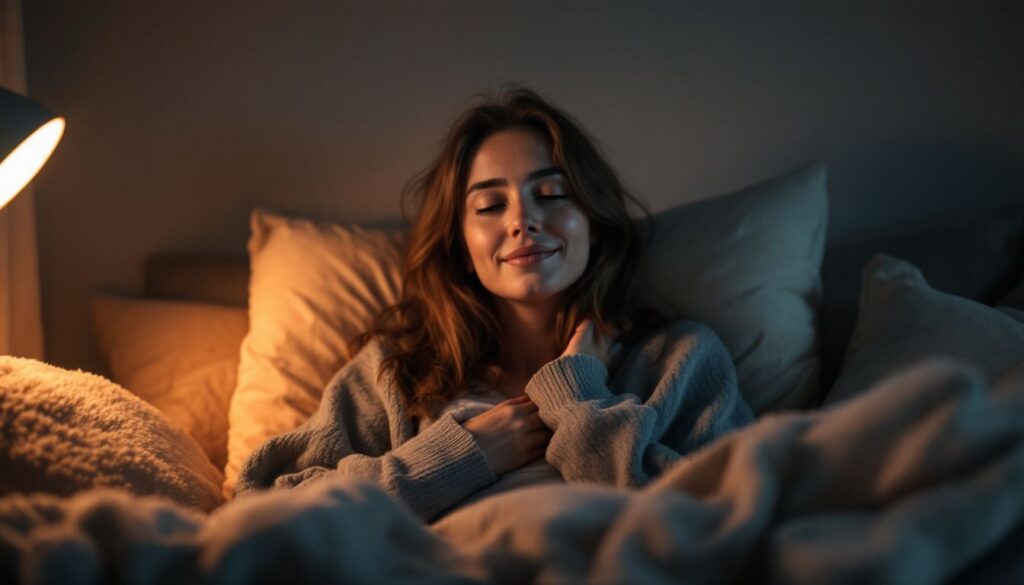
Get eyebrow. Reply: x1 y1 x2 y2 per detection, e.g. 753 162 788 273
465 166 565 197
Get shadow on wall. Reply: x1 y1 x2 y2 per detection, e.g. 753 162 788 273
830 139 1024 239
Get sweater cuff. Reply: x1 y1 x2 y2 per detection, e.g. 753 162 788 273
395 411 498 499
526 353 610 413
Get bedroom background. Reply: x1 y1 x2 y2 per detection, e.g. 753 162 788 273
9 0 1024 375
3 5 1024 580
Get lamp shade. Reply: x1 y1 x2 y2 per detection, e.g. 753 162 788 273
0 87 64 211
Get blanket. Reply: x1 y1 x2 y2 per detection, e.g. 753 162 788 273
1 358 1022 584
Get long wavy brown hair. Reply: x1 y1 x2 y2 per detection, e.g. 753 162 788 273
352 85 657 419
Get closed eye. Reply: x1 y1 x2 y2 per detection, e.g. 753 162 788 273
473 194 567 215
474 203 505 214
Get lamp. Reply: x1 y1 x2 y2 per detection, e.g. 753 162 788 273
0 86 64 211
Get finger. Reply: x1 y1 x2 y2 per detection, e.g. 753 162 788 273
564 320 596 358
517 407 540 421
578 319 594 336
528 430 552 448
502 394 531 404
514 400 538 412
570 319 590 339
529 424 553 438
523 413 546 431
565 324 583 347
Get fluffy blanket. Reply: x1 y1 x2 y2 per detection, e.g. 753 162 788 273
1 358 1022 584
0 357 224 513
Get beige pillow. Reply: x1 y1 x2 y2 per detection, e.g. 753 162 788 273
637 162 828 413
225 209 405 497
93 296 248 471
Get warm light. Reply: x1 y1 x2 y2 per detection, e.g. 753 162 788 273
0 117 64 211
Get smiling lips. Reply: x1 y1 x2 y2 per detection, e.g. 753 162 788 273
502 245 559 266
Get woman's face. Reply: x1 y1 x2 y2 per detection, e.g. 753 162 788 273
462 128 591 305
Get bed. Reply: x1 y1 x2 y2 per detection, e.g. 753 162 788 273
1 162 1022 584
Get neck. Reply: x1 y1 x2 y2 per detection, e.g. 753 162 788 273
495 297 562 382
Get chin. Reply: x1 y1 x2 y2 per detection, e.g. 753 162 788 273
499 283 567 304
480 272 580 304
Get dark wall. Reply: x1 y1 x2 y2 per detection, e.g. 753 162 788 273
24 1 1024 372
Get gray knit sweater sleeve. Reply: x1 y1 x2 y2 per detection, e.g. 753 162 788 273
525 320 754 488
234 340 497 522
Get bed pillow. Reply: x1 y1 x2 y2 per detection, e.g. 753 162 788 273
0 356 225 512
823 254 1024 406
93 295 249 471
637 162 828 413
225 209 405 497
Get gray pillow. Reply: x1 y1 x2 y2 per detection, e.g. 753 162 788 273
819 205 1024 391
823 254 1024 406
637 162 828 414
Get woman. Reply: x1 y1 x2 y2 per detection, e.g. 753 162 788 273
236 87 753 522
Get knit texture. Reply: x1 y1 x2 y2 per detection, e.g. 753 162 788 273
527 320 755 488
236 320 754 521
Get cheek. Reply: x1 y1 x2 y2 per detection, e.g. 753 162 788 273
462 221 499 264
554 208 591 248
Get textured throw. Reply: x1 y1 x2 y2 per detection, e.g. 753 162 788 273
0 358 1022 584
0 356 224 512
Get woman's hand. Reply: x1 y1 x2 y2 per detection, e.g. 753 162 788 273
462 395 552 475
561 319 622 368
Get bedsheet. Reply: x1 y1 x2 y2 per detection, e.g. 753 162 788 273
1 358 1022 584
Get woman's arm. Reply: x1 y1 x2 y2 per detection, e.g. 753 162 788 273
524 321 754 488
235 341 497 522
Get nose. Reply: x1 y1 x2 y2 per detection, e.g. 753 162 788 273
508 199 541 237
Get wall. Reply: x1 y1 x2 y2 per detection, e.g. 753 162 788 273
23 1 1024 372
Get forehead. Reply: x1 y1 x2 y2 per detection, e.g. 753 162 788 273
467 129 554 183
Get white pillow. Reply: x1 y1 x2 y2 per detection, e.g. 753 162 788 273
823 254 1024 406
225 209 405 497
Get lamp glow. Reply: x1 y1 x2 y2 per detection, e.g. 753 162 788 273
0 116 64 210
0 87 65 212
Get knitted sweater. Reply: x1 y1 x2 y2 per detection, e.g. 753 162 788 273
235 320 754 522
